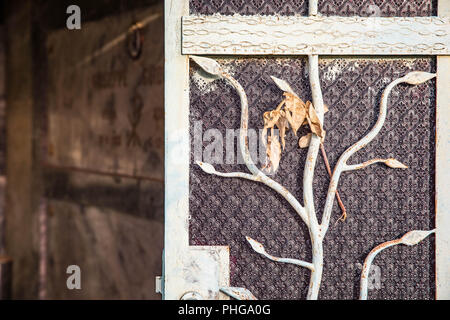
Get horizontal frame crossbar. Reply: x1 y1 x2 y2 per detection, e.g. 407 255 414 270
182 15 450 55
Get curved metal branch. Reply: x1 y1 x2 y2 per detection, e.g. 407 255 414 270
345 159 387 171
360 229 435 300
320 72 436 237
345 158 408 171
246 236 314 271
223 71 309 226
196 160 309 226
196 161 259 181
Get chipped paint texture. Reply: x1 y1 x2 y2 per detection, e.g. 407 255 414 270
220 287 257 300
360 229 435 300
191 69 218 95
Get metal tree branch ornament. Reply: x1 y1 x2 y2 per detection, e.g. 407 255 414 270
359 229 435 300
191 55 436 300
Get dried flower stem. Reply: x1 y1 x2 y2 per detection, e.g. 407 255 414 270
320 143 347 221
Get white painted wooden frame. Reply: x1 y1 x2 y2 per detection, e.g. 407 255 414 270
182 15 450 55
164 0 449 299
164 1 229 300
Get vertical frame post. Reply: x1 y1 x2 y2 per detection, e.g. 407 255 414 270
436 0 450 300
164 0 230 300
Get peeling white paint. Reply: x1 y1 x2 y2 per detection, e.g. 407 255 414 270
322 61 343 82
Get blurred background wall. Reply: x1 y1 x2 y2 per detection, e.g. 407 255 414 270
0 0 164 299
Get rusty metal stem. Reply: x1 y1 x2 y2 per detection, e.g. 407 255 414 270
360 229 435 300
360 238 400 300
319 144 347 219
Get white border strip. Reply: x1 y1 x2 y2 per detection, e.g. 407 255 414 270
436 0 450 300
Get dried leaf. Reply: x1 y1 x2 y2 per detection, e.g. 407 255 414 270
384 158 408 169
299 133 312 148
400 229 435 246
196 161 216 174
402 71 436 85
262 110 282 147
298 104 327 126
262 131 281 174
284 93 307 136
190 56 222 76
245 236 266 255
306 101 325 139
284 92 306 110
288 108 307 136
270 76 296 95
220 287 257 300
299 104 327 125
276 111 289 150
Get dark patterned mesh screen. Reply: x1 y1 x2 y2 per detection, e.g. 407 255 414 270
188 0 436 300
190 0 436 16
